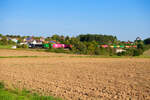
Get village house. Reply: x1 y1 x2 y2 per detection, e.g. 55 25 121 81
11 38 18 43
116 48 126 53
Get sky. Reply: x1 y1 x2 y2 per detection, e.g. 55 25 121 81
0 0 150 41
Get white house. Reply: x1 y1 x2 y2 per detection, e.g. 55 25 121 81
11 38 18 43
30 40 42 44
116 49 126 53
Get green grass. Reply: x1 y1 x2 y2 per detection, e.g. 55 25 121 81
45 48 71 54
0 55 150 59
70 55 150 58
143 49 150 56
0 56 39 58
0 82 61 100
136 55 150 58
0 45 13 49
70 55 127 58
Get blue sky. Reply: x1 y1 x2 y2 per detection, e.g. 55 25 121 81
0 0 150 41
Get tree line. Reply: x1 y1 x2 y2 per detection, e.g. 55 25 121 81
0 33 150 56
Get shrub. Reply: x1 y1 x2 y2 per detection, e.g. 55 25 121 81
117 51 126 56
17 44 28 48
54 48 66 53
137 43 144 50
99 48 110 55
22 44 28 48
95 48 101 55
46 48 70 54
0 82 4 89
133 49 143 56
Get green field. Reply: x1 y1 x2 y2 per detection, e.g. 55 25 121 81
0 82 61 100
0 45 13 49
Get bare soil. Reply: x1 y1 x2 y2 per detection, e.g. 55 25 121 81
0 49 150 100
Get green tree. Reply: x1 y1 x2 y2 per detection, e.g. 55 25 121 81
144 38 150 45
86 41 97 55
0 34 2 37
51 34 61 42
133 49 143 56
78 34 117 44
0 36 8 45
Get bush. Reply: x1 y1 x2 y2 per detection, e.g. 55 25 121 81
22 44 28 48
117 51 126 56
54 48 67 53
99 48 110 55
17 44 28 48
137 43 144 50
95 48 101 55
133 49 143 56
46 48 70 54
108 48 116 56
0 82 4 89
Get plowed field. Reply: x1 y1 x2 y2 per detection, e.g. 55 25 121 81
0 49 150 100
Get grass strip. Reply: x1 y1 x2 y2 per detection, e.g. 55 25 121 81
0 55 150 59
0 82 61 100
70 55 150 58
0 56 62 58
0 45 14 49
0 56 39 58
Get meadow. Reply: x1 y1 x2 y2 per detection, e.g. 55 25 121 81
0 82 61 100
